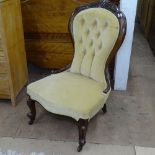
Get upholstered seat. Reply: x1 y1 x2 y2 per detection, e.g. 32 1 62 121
27 71 109 121
26 1 126 152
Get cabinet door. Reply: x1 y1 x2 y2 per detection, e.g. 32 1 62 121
0 0 28 98
138 0 149 30
0 0 24 48
137 0 154 37
148 7 155 54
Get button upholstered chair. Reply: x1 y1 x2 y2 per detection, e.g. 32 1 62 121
27 0 127 152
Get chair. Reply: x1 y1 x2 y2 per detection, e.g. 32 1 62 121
26 0 127 152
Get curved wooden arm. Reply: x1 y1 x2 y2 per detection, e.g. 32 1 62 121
51 63 71 74
103 67 111 94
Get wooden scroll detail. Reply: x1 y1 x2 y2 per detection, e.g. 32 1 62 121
109 0 120 6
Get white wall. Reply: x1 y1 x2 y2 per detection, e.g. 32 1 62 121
114 0 138 90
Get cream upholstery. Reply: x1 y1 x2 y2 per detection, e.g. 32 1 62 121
71 8 119 84
27 71 109 120
27 8 119 121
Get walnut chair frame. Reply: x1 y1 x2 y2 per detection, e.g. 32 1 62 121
27 0 127 152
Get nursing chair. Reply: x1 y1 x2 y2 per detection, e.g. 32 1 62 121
27 0 127 152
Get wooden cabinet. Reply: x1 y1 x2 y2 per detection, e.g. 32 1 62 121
148 12 155 54
137 0 154 37
137 0 155 54
0 0 28 105
21 0 120 69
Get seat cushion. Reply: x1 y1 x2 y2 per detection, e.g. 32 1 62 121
27 71 110 121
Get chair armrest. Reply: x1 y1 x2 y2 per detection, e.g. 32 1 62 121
103 67 111 94
51 64 71 74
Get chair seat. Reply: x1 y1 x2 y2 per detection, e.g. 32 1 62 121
27 71 110 120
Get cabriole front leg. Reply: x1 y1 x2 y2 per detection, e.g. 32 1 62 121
27 96 36 125
77 119 88 152
102 104 107 114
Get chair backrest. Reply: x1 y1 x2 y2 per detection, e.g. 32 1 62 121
69 0 127 86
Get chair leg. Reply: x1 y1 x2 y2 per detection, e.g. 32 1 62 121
77 119 88 152
102 104 107 114
27 96 36 125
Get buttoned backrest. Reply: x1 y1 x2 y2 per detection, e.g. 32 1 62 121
70 8 120 85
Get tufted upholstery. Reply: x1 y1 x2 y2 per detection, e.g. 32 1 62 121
70 8 120 84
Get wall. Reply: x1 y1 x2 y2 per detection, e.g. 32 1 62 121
114 0 138 90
